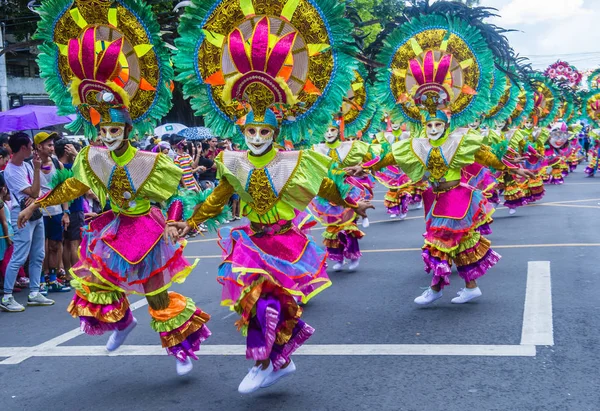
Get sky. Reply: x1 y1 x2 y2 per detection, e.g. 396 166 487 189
480 0 600 72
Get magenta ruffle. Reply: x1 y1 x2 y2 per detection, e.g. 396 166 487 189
422 249 452 289
457 249 501 283
79 309 133 336
165 324 212 362
246 305 279 361
271 322 315 371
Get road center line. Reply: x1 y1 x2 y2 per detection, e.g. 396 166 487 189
0 344 536 359
520 261 554 346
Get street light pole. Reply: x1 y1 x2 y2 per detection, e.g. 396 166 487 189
0 22 9 112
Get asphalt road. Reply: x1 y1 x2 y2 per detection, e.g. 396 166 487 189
1 170 600 411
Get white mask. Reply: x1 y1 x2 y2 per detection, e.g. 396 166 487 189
391 122 402 131
244 125 274 155
469 119 481 129
426 120 446 140
100 124 126 151
325 126 339 143
523 119 534 130
495 120 507 130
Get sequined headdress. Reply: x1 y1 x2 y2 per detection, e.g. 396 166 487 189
482 68 520 128
581 90 600 127
508 80 534 126
174 0 358 146
35 0 173 138
340 64 377 139
587 68 600 90
528 72 561 128
372 1 511 130
544 61 582 89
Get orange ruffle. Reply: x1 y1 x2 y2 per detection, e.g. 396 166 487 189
159 311 210 348
148 292 187 321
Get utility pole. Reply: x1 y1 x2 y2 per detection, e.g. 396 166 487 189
0 22 9 112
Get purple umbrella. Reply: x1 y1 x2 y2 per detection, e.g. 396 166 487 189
0 105 77 133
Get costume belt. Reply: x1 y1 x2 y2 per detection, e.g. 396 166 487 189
250 220 293 237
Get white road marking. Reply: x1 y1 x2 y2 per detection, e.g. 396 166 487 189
0 344 535 359
0 298 149 365
520 261 554 346
0 262 552 364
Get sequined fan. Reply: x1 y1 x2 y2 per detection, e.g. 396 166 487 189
587 68 600 91
508 81 534 127
174 0 358 146
35 0 173 138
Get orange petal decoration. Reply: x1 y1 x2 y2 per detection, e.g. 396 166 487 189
204 70 225 86
278 66 293 82
461 85 477 95
303 79 321 95
139 78 156 91
89 107 101 125
169 81 175 92
284 140 294 150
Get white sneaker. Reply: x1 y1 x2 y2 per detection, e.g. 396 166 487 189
106 317 137 352
416 201 423 210
451 287 482 304
361 217 370 228
0 295 25 312
176 357 193 376
27 292 55 306
260 360 296 388
399 212 408 220
238 362 274 394
414 288 443 305
508 208 517 215
332 262 343 271
347 259 360 271
390 214 398 218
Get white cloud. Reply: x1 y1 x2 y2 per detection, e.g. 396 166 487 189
495 0 589 25
482 0 600 70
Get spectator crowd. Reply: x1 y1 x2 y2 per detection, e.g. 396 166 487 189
0 130 240 312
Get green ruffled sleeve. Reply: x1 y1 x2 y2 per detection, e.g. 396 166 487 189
449 129 486 170
390 139 425 181
279 150 332 210
139 153 183 202
342 141 371 166
508 130 525 151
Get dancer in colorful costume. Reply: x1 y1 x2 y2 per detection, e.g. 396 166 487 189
582 90 600 177
173 0 371 393
311 73 377 271
19 0 217 376
372 116 414 218
351 2 534 305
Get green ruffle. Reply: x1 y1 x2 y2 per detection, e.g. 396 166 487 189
173 0 358 147
35 0 173 139
449 129 485 170
391 139 424 181
373 13 495 129
150 297 197 333
71 279 124 305
327 162 351 199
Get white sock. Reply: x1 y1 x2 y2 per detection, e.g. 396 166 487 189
2 293 12 302
28 292 39 298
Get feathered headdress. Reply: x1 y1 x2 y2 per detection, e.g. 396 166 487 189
34 0 173 138
529 72 561 128
582 90 600 127
373 1 511 129
174 0 358 146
